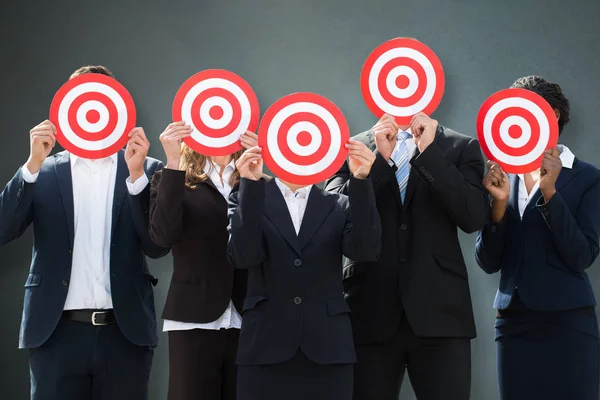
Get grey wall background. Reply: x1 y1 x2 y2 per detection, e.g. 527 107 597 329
1 0 599 398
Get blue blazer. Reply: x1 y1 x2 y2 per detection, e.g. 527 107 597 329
475 158 600 311
0 150 169 349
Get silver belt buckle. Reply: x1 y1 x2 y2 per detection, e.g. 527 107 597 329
92 311 109 326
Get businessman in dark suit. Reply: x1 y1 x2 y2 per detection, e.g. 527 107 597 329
325 112 489 400
0 66 168 400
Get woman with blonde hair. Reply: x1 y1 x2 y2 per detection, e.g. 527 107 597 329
148 121 257 400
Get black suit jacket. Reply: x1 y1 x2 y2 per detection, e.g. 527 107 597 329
149 169 247 323
0 151 168 349
325 126 489 344
476 159 600 311
227 177 381 365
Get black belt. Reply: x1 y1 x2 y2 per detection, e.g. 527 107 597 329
62 310 116 326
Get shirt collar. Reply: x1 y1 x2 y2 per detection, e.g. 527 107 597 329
397 127 413 139
204 159 236 175
70 153 118 166
275 179 312 199
556 144 575 169
517 144 575 181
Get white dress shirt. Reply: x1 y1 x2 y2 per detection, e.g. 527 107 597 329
517 144 575 217
275 179 312 234
21 153 149 310
163 159 243 332
387 128 417 168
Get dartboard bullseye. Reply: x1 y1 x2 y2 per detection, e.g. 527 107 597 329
477 88 559 174
49 73 136 159
172 70 260 156
361 37 445 124
258 92 350 185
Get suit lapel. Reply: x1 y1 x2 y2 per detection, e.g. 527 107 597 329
264 180 301 255
367 130 403 209
110 151 129 239
398 124 443 211
54 152 75 246
522 163 579 218
402 149 421 210
298 186 335 249
506 174 520 220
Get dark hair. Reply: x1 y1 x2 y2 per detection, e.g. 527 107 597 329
511 75 570 134
69 65 114 79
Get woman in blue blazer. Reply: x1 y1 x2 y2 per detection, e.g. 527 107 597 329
476 76 600 400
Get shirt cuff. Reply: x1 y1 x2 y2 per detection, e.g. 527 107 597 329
21 165 39 183
126 173 149 195
388 148 400 167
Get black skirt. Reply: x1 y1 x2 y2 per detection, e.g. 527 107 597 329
237 350 353 400
496 294 600 400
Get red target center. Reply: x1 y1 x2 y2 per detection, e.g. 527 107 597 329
209 105 224 120
395 75 410 90
86 109 101 124
508 125 522 139
296 131 312 147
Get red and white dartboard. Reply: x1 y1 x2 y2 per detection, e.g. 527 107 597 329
258 93 350 185
477 88 559 174
361 38 445 124
172 70 260 156
49 73 136 159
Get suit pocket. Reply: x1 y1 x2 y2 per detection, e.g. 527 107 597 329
432 253 468 280
327 298 352 316
24 273 41 287
242 296 268 313
546 253 582 278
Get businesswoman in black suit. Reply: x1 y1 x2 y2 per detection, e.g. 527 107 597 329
227 141 382 400
476 76 600 400
148 122 257 400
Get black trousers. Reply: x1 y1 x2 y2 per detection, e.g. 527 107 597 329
167 328 239 400
353 318 471 400
237 350 353 400
28 319 153 400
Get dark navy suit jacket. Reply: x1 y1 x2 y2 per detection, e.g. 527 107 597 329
0 150 169 349
227 177 381 366
476 158 600 311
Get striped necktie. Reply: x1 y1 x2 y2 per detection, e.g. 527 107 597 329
392 131 412 203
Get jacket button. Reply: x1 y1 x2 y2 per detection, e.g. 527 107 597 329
294 297 302 305
68 249 72 255
491 225 497 233
400 224 407 231
399 257 407 263
61 280 69 287
294 259 302 267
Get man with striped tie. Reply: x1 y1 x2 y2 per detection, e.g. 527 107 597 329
325 112 489 400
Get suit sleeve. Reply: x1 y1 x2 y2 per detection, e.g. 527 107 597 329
410 137 489 233
128 160 170 259
475 202 508 274
0 168 35 245
342 177 382 262
536 173 600 272
148 169 185 247
227 178 266 269
325 130 397 195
